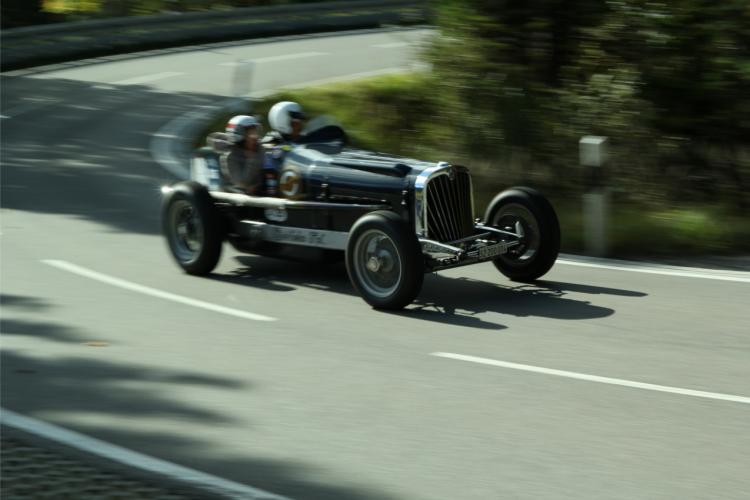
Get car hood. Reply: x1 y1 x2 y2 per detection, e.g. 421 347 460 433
300 145 442 178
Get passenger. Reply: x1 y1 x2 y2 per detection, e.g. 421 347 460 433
207 115 264 194
263 101 306 146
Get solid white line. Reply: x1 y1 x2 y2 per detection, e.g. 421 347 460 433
0 408 289 500
220 52 328 66
557 254 750 283
431 352 750 405
108 71 184 86
42 260 276 322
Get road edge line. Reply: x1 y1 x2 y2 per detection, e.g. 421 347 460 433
557 254 750 283
0 407 289 500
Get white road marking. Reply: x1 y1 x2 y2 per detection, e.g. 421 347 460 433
100 71 184 86
42 260 276 322
0 408 289 500
1 99 60 119
557 254 750 283
219 52 328 66
431 352 750 405
372 42 409 48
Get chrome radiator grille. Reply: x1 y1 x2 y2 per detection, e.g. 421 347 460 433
425 170 474 243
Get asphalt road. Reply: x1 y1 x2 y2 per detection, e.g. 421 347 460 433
2 29 749 500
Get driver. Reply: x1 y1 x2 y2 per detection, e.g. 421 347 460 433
207 115 264 194
263 101 306 146
261 102 308 194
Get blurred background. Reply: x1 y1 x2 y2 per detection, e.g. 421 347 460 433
3 0 749 255
1 0 317 27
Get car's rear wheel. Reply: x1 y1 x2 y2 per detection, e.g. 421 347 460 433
346 211 424 310
163 181 223 275
485 187 560 282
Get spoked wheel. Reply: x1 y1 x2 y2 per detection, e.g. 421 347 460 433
162 181 223 275
346 211 423 310
485 187 560 282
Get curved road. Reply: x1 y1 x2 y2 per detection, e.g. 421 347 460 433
2 30 749 500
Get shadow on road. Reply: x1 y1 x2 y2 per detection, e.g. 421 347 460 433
1 318 85 343
415 274 619 321
0 294 401 500
1 75 224 236
225 255 646 328
215 256 506 330
536 280 648 298
1 294 83 343
0 294 52 309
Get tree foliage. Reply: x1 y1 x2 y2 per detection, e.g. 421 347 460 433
2 0 307 27
428 0 750 207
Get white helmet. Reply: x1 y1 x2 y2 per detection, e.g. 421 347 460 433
226 115 262 143
268 101 305 135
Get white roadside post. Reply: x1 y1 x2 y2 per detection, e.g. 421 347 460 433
580 136 609 257
231 60 256 99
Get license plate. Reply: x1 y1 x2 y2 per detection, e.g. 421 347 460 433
478 242 508 259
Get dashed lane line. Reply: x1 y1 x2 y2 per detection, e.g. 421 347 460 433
0 408 290 500
431 352 750 405
42 260 276 322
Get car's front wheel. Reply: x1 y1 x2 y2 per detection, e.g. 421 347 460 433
485 187 560 282
162 181 223 275
346 211 424 310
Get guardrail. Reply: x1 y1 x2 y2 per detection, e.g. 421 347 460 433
1 0 428 71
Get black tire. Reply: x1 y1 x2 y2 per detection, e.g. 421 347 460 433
484 187 560 282
162 181 223 275
346 211 424 310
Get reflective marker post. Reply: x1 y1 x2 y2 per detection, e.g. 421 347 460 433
231 60 255 99
580 136 609 257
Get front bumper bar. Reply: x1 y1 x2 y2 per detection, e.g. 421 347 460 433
420 224 523 271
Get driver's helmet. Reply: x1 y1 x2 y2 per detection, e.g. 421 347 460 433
268 101 305 135
226 115 262 144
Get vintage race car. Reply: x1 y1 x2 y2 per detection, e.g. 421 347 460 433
161 121 560 310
